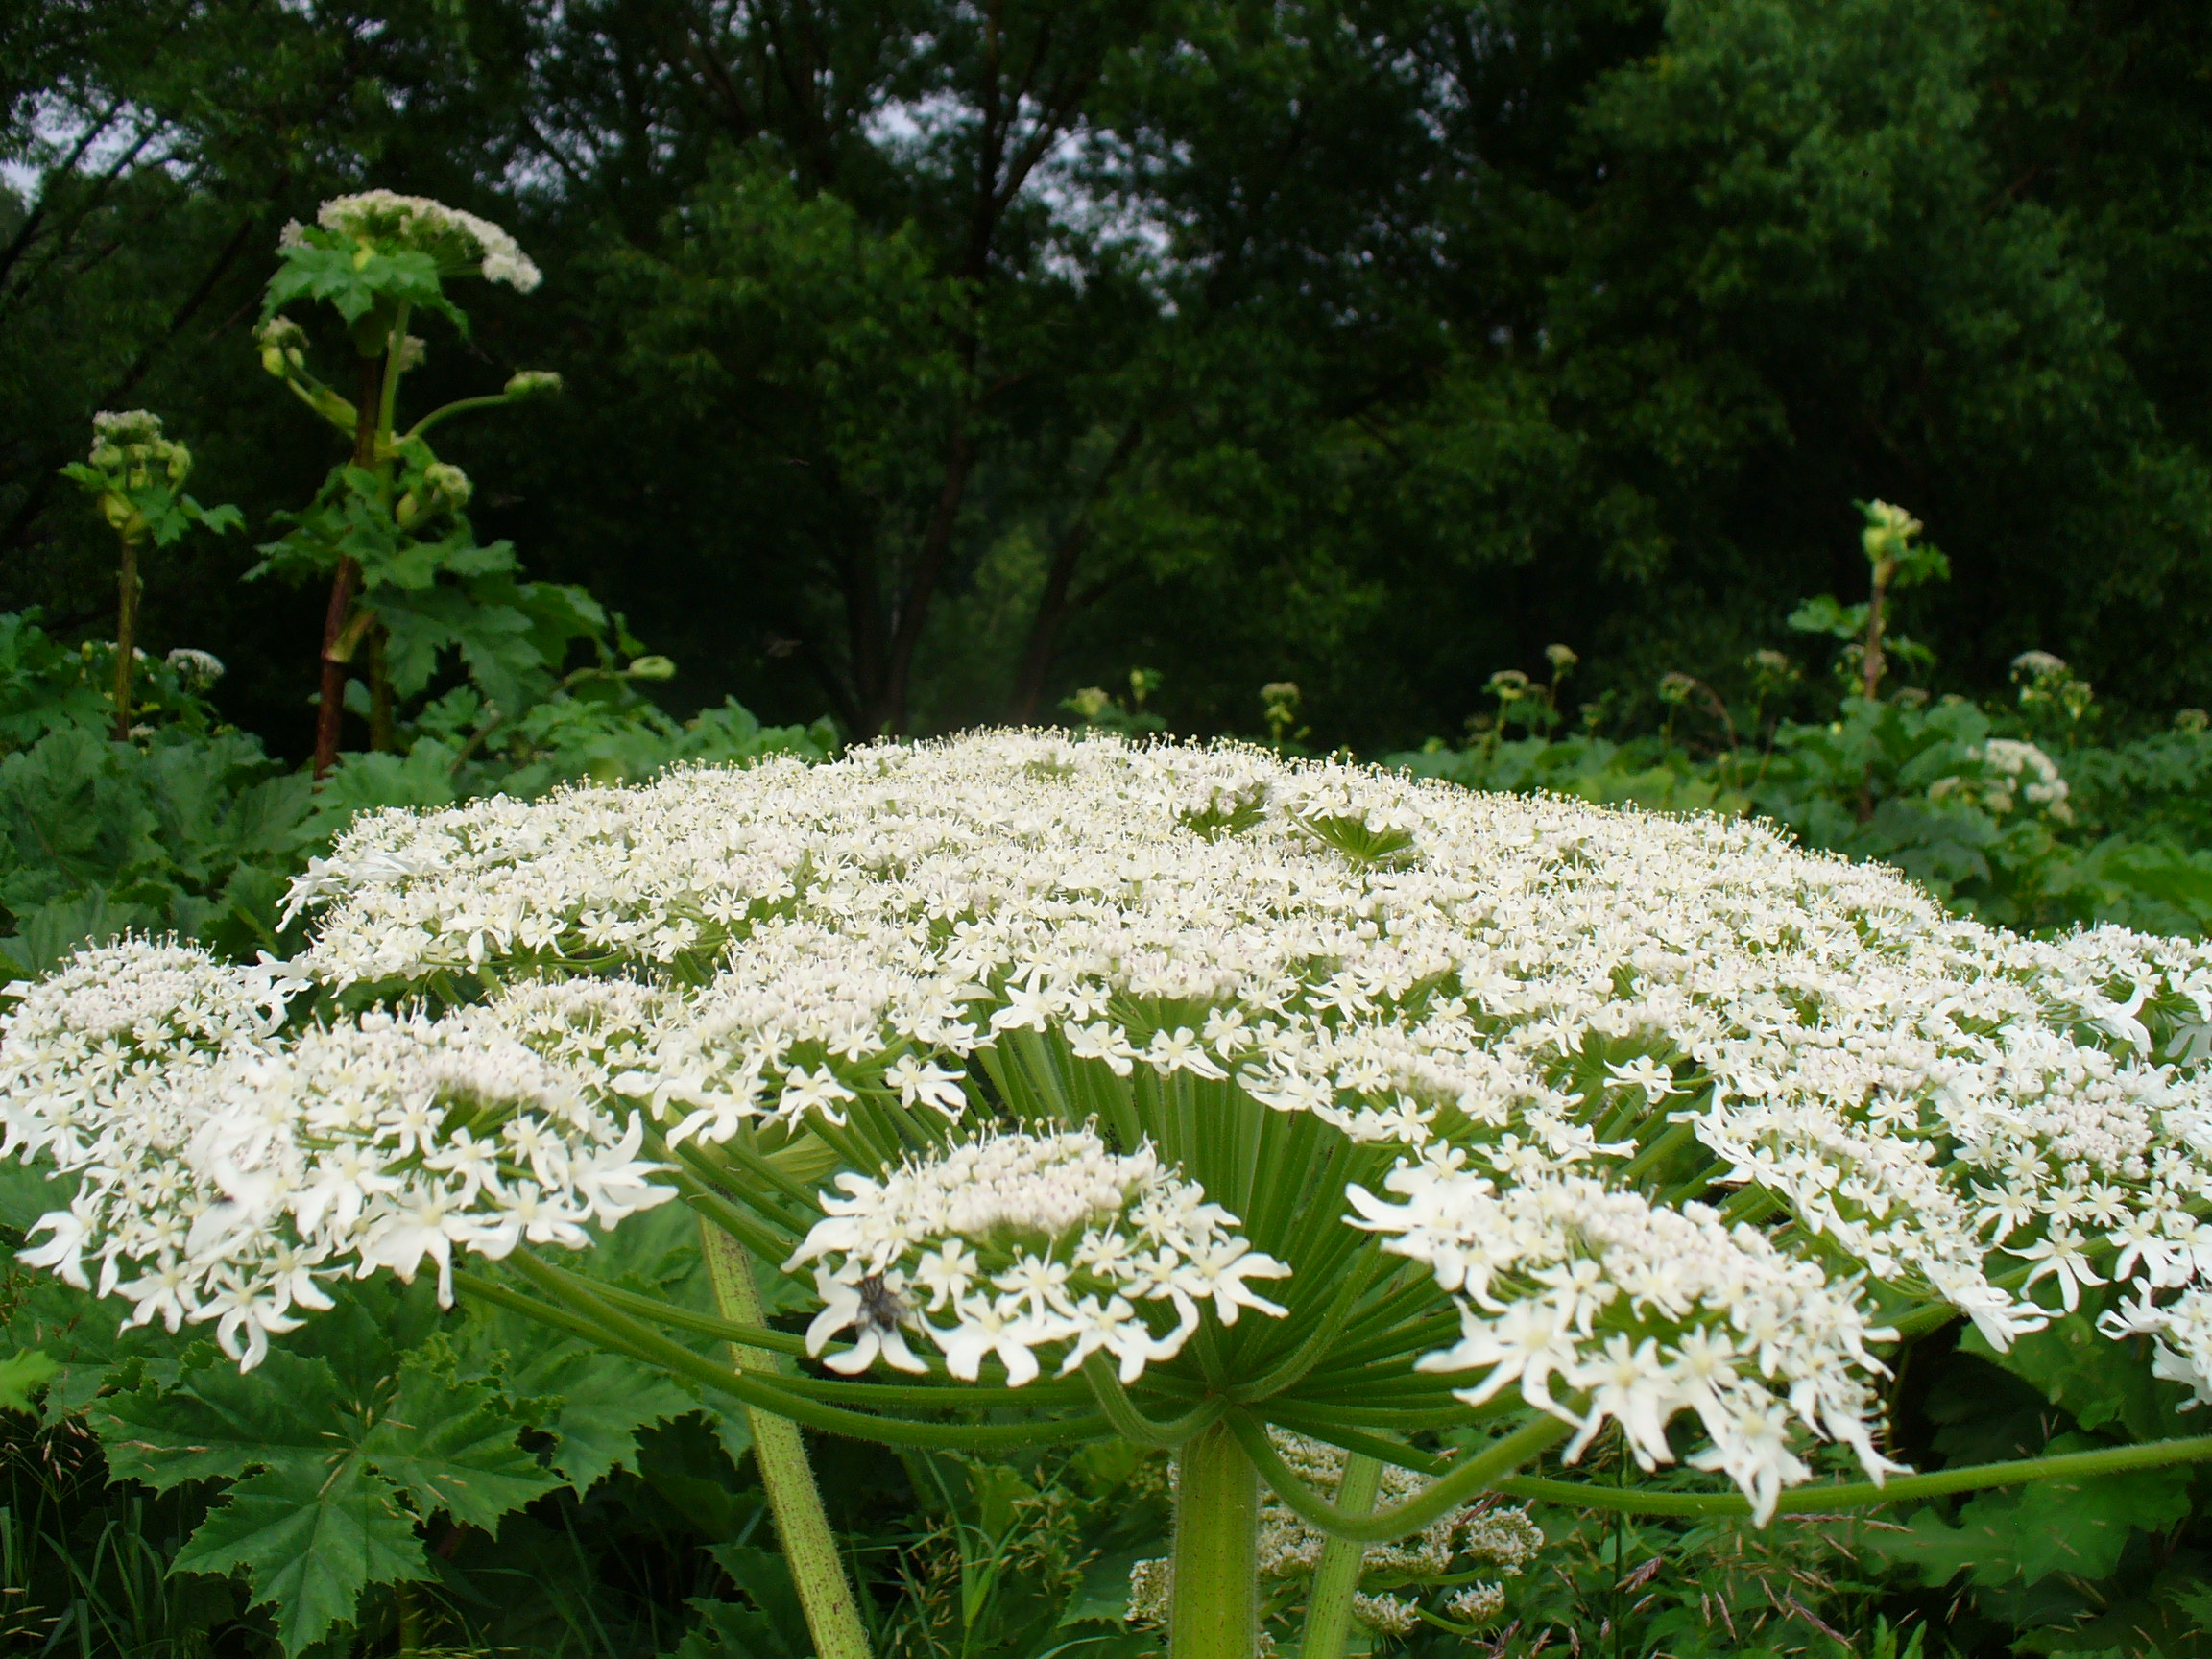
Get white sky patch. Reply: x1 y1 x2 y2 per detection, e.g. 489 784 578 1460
4 92 189 206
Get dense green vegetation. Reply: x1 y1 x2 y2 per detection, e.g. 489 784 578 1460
8 0 2212 748
7 1 2212 1656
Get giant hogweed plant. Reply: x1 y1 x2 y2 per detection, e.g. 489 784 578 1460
12 734 2212 1659
249 193 619 776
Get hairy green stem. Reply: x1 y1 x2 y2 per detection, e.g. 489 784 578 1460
1171 1424 1261 1659
1299 1455 1382 1659
1497 1431 2212 1518
699 1219 875 1659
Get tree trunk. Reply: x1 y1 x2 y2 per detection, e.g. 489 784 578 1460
1007 421 1142 722
872 417 975 733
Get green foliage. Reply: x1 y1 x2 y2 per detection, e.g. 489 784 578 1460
0 1351 55 1415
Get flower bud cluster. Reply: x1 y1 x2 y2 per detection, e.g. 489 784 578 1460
784 1128 1288 1383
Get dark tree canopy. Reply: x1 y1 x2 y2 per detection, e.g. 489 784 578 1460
4 0 2208 751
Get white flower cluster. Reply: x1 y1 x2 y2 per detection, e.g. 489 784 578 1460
164 646 226 688
2 942 669 1366
305 190 541 291
1932 736 2072 819
785 1129 1288 1383
90 409 164 446
12 733 2212 1520
1352 1166 1903 1521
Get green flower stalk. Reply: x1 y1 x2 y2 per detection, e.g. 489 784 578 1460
252 193 567 777
60 410 241 739
17 737 2212 1659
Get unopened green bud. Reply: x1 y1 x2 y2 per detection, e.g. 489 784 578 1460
257 316 308 378
1657 672 1697 705
624 655 677 681
1861 499 1920 560
1485 669 1530 701
422 462 472 507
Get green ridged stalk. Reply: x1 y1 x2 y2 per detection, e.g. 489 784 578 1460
1299 1454 1382 1659
698 1219 873 1659
1171 1424 1261 1659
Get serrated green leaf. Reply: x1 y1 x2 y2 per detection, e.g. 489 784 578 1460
8 1271 189 1421
508 1345 695 1491
1851 1501 2020 1589
284 1273 446 1400
362 1363 562 1528
94 1348 346 1489
1962 1309 2191 1439
1874 1446 2195 1591
171 1457 430 1656
1997 1445 2192 1584
0 1349 57 1412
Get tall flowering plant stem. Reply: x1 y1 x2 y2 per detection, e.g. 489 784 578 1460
60 411 240 738
18 737 2212 1656
1295 1453 1383 1659
250 192 565 777
1169 1426 1260 1659
696 1219 874 1659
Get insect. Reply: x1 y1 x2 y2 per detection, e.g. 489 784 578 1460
855 1273 912 1332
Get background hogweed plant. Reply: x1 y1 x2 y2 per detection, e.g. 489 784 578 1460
249 193 613 776
60 411 240 741
12 733 2212 1659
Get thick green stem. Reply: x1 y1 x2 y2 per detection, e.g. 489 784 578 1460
1171 1424 1261 1659
1299 1455 1382 1659
377 303 411 442
698 1220 874 1659
112 533 139 740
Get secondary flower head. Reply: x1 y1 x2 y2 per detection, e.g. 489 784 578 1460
164 647 227 689
786 1128 1288 1383
309 191 541 292
6 946 673 1363
82 409 192 499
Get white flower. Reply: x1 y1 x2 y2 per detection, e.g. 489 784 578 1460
313 191 541 291
785 1127 1283 1384
886 1053 967 1112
